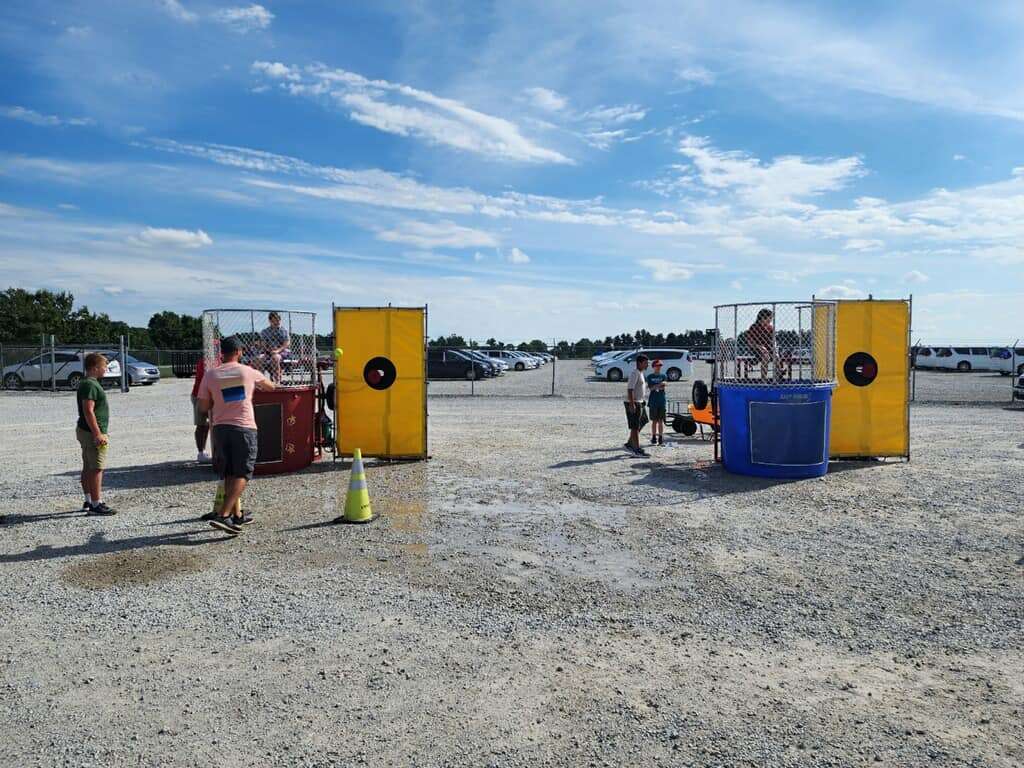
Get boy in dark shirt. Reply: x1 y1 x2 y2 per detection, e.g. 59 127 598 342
646 359 668 446
76 352 116 515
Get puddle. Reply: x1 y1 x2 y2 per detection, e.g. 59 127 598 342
62 549 208 589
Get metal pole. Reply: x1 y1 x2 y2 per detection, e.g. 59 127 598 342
0 343 4 388
40 333 45 391
551 339 556 396
50 334 56 392
120 336 128 393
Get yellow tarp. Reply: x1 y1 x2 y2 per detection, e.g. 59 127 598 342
830 299 910 458
334 307 427 459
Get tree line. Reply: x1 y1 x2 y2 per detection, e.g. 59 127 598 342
2 288 714 357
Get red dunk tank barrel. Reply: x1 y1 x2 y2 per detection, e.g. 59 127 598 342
252 387 315 475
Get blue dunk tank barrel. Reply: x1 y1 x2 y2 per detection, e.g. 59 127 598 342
718 383 834 478
713 300 838 479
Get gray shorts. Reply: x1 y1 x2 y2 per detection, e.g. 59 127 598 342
212 425 258 480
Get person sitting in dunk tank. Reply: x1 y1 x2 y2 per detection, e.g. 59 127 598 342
744 308 777 380
258 311 290 384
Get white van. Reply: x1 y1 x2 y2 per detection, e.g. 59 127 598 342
915 346 996 372
988 347 1024 376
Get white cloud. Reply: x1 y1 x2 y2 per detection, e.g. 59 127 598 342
473 251 486 262
639 259 694 282
507 247 530 264
1 106 93 128
952 154 966 161
524 87 567 112
817 284 866 299
843 238 884 251
57 203 78 210
137 227 213 248
903 270 929 284
677 66 715 86
729 280 744 291
252 63 571 164
251 61 300 81
581 105 647 124
213 4 273 32
158 0 198 23
377 220 498 249
678 136 864 210
102 285 124 295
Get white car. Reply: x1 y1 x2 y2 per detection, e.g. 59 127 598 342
986 347 1024 376
595 348 693 382
591 349 635 368
2 349 122 390
483 349 538 371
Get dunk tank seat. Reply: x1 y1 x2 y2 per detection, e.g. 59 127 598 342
202 308 319 476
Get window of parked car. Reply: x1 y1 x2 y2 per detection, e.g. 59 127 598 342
916 348 932 357
936 348 952 357
953 347 970 354
970 347 988 355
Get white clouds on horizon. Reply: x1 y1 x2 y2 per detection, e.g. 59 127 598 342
507 247 530 264
213 5 274 33
377 220 499 249
158 0 198 23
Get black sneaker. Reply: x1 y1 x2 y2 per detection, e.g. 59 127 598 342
233 511 254 526
633 448 649 458
210 515 243 535
81 501 91 513
86 502 117 516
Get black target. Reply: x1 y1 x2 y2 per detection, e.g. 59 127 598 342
843 352 878 387
363 356 397 390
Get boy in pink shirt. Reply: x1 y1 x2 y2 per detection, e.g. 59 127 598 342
196 336 275 534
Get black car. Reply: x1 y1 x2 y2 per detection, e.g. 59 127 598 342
460 349 501 376
427 348 489 380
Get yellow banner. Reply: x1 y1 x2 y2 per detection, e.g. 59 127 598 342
334 307 427 459
830 300 910 458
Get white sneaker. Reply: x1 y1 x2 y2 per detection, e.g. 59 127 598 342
197 451 212 464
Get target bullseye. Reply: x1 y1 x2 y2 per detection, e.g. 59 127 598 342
363 356 397 390
843 352 878 387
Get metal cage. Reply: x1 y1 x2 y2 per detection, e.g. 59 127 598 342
201 308 317 389
714 301 837 387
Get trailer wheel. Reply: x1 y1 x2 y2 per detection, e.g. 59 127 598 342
679 417 698 436
691 380 709 411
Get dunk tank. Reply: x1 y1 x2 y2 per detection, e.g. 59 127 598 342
202 308 323 475
713 301 837 478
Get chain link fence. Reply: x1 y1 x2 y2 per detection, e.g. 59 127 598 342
201 309 318 388
910 340 1023 405
0 337 129 393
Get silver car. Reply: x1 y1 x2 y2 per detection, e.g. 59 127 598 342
103 352 161 386
2 350 122 389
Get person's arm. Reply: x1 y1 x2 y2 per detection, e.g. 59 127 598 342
255 379 276 392
628 373 636 406
196 372 213 414
82 399 107 446
197 396 213 414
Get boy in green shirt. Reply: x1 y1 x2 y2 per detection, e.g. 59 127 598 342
76 352 116 515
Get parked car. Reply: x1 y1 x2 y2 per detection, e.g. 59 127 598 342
595 348 693 382
483 350 538 371
1014 373 1024 400
427 348 489 380
916 346 999 372
461 349 504 375
103 352 161 386
2 349 122 390
987 347 1024 376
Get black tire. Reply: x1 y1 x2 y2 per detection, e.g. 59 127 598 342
67 372 83 389
325 383 336 411
607 368 623 382
956 361 971 372
515 362 525 371
676 416 697 436
691 380 709 411
666 367 682 382
3 373 22 390
465 367 478 381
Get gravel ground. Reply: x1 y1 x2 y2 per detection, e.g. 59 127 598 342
1 373 1022 767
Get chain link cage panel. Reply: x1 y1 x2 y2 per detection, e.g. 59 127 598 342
714 301 836 386
202 309 317 389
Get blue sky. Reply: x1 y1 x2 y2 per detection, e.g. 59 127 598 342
1 1 1023 343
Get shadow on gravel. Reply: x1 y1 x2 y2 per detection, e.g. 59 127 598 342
0 509 85 527
0 529 232 564
54 461 213 489
630 458 891 498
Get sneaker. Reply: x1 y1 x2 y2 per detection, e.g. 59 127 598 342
210 515 243 535
232 511 254 526
86 502 117 516
197 451 212 464
650 437 658 445
633 449 649 458
81 501 91 513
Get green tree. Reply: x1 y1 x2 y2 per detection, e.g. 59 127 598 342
148 311 202 349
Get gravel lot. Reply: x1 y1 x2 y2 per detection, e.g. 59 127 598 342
1 370 1022 767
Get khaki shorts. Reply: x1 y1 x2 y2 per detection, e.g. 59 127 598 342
76 427 108 471
191 395 210 427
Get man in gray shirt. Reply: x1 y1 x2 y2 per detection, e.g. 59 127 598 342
623 354 649 456
259 311 290 383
